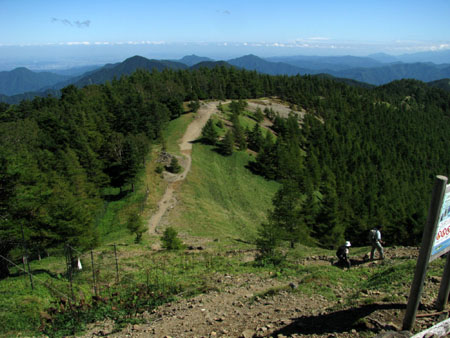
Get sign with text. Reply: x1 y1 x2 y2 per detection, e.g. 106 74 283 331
431 184 450 262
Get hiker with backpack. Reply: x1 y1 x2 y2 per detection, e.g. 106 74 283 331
369 225 384 260
336 241 351 269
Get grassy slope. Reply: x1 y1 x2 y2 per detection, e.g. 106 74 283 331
172 145 279 245
164 104 280 248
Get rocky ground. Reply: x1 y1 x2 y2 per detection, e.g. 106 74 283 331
79 247 450 338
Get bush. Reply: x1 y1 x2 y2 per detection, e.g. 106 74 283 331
126 213 146 243
161 227 184 250
167 157 182 174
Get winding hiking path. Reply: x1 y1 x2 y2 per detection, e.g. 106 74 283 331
147 101 224 234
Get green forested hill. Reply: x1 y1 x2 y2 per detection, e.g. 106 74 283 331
1 66 450 280
428 78 450 91
0 67 71 96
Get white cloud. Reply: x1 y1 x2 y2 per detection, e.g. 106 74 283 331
64 41 91 46
51 18 91 28
307 37 330 41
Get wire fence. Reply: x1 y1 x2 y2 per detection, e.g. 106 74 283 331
0 240 230 307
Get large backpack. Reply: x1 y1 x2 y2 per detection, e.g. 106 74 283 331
336 245 346 258
368 229 377 242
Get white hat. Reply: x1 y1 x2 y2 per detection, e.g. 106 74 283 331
345 241 351 247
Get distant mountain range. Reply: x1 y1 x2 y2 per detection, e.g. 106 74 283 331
266 55 384 71
1 53 450 104
232 54 450 85
0 67 70 96
177 55 214 67
61 56 188 89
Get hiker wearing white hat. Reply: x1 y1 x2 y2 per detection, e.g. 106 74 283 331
336 241 352 269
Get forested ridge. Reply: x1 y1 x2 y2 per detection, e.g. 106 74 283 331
1 65 450 278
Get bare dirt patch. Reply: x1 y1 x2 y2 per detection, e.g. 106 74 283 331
79 247 445 338
247 98 306 120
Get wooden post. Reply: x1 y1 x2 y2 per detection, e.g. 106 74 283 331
437 253 450 311
113 243 119 283
67 245 75 301
90 250 97 296
403 175 448 331
20 223 33 290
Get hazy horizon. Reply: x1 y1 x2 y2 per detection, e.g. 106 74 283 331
2 43 450 72
1 0 449 71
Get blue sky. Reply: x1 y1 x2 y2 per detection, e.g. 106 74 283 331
1 0 450 65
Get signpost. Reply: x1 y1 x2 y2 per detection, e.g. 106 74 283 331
431 185 450 262
403 175 448 331
432 185 450 311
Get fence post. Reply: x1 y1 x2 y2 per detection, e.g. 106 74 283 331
162 259 166 293
113 243 119 283
90 250 97 296
26 255 34 291
437 253 450 310
20 223 33 290
66 244 75 301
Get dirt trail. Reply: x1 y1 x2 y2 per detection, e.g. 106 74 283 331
147 101 224 235
82 248 438 338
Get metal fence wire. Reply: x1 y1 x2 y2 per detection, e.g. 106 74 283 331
1 241 226 304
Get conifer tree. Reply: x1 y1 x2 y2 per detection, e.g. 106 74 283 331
231 113 247 150
168 157 182 174
188 99 200 113
247 123 264 152
219 130 234 156
266 181 312 248
201 118 219 145
127 213 146 243
254 107 264 123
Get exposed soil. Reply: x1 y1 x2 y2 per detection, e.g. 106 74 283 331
80 246 448 338
247 99 306 120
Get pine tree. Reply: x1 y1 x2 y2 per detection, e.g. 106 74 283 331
201 118 219 145
219 130 234 156
127 213 146 243
256 220 284 265
168 157 182 174
231 113 247 150
188 99 200 113
254 107 264 123
161 227 184 250
247 123 264 152
267 181 312 248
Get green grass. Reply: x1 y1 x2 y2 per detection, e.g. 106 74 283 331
164 113 195 155
170 144 280 247
0 270 77 336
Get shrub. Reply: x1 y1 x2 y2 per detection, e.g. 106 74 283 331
161 227 184 250
167 157 182 174
126 213 146 243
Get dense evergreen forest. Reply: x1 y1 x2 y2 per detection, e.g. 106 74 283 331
1 65 450 277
